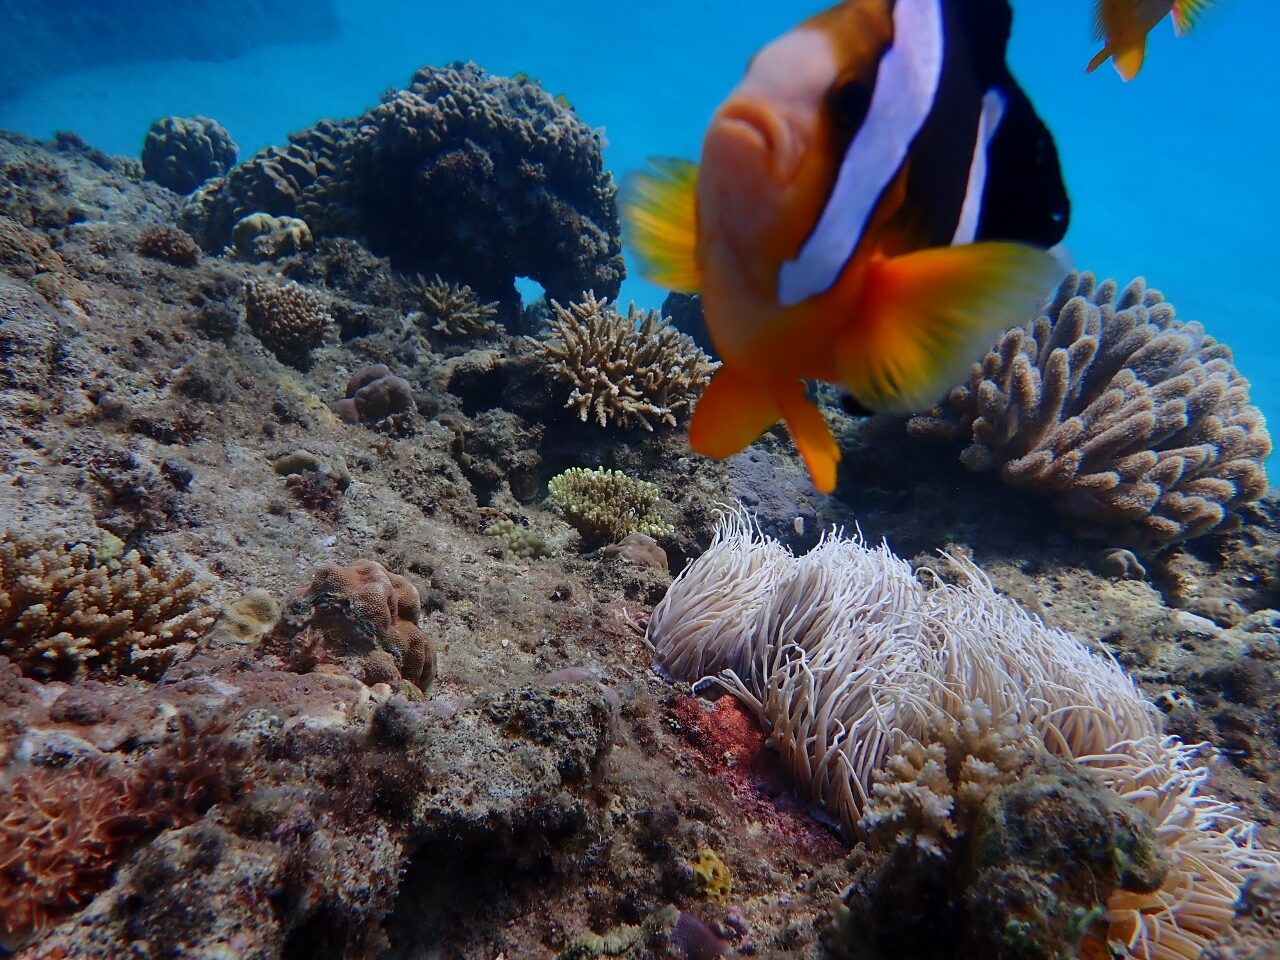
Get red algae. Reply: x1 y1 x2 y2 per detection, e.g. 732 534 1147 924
672 694 845 859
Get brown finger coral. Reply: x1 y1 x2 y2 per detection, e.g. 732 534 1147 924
266 560 435 692
527 292 716 431
0 531 213 682
908 271 1271 552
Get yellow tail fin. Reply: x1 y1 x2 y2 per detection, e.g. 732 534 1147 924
620 158 702 293
838 242 1064 414
776 381 841 494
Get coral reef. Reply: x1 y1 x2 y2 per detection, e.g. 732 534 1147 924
231 212 313 261
548 467 675 546
649 510 1277 958
264 560 436 691
688 848 732 905
527 292 715 431
908 272 1271 552
408 273 500 338
179 62 624 311
243 278 334 365
135 224 200 267
141 116 238 195
0 531 213 681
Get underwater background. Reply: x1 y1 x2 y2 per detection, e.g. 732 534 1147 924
2 2 1280 958
1 1 1275 433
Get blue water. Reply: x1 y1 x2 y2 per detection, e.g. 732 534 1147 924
2 0 1276 432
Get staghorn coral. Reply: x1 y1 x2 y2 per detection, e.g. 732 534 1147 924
547 467 674 546
409 273 500 338
264 559 435 691
649 509 1278 960
230 212 313 261
135 224 200 267
243 278 334 365
180 62 624 308
907 271 1271 552
140 115 237 195
0 530 213 681
527 292 715 431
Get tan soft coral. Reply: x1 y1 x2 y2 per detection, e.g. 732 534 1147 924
908 271 1271 552
0 531 213 681
266 560 435 691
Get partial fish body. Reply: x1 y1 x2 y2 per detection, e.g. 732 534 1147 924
623 0 1069 493
1088 0 1216 80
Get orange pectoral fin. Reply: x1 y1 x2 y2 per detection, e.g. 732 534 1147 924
620 158 702 293
688 365 781 459
775 381 841 494
839 242 1066 415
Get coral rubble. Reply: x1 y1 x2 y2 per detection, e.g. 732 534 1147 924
909 272 1272 552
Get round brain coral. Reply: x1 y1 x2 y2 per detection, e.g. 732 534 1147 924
289 559 435 691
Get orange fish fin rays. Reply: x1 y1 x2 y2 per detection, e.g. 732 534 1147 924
688 366 779 459
775 382 841 495
620 158 702 293
838 242 1065 414
689 371 840 493
1172 0 1215 35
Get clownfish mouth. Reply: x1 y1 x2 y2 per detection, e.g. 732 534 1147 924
714 99 803 186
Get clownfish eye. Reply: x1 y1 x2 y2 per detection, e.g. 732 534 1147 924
828 77 872 130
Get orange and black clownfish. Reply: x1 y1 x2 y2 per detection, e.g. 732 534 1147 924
1088 0 1216 80
622 0 1070 494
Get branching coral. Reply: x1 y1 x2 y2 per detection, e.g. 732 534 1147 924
648 508 1277 959
0 531 213 681
547 467 674 546
243 279 334 365
180 62 624 306
527 292 716 431
408 274 500 338
908 272 1271 551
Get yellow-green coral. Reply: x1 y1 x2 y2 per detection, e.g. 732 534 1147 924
483 519 550 559
547 467 674 546
689 847 732 905
557 923 641 960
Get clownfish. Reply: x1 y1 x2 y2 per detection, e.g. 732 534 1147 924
622 0 1070 494
1087 0 1215 80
